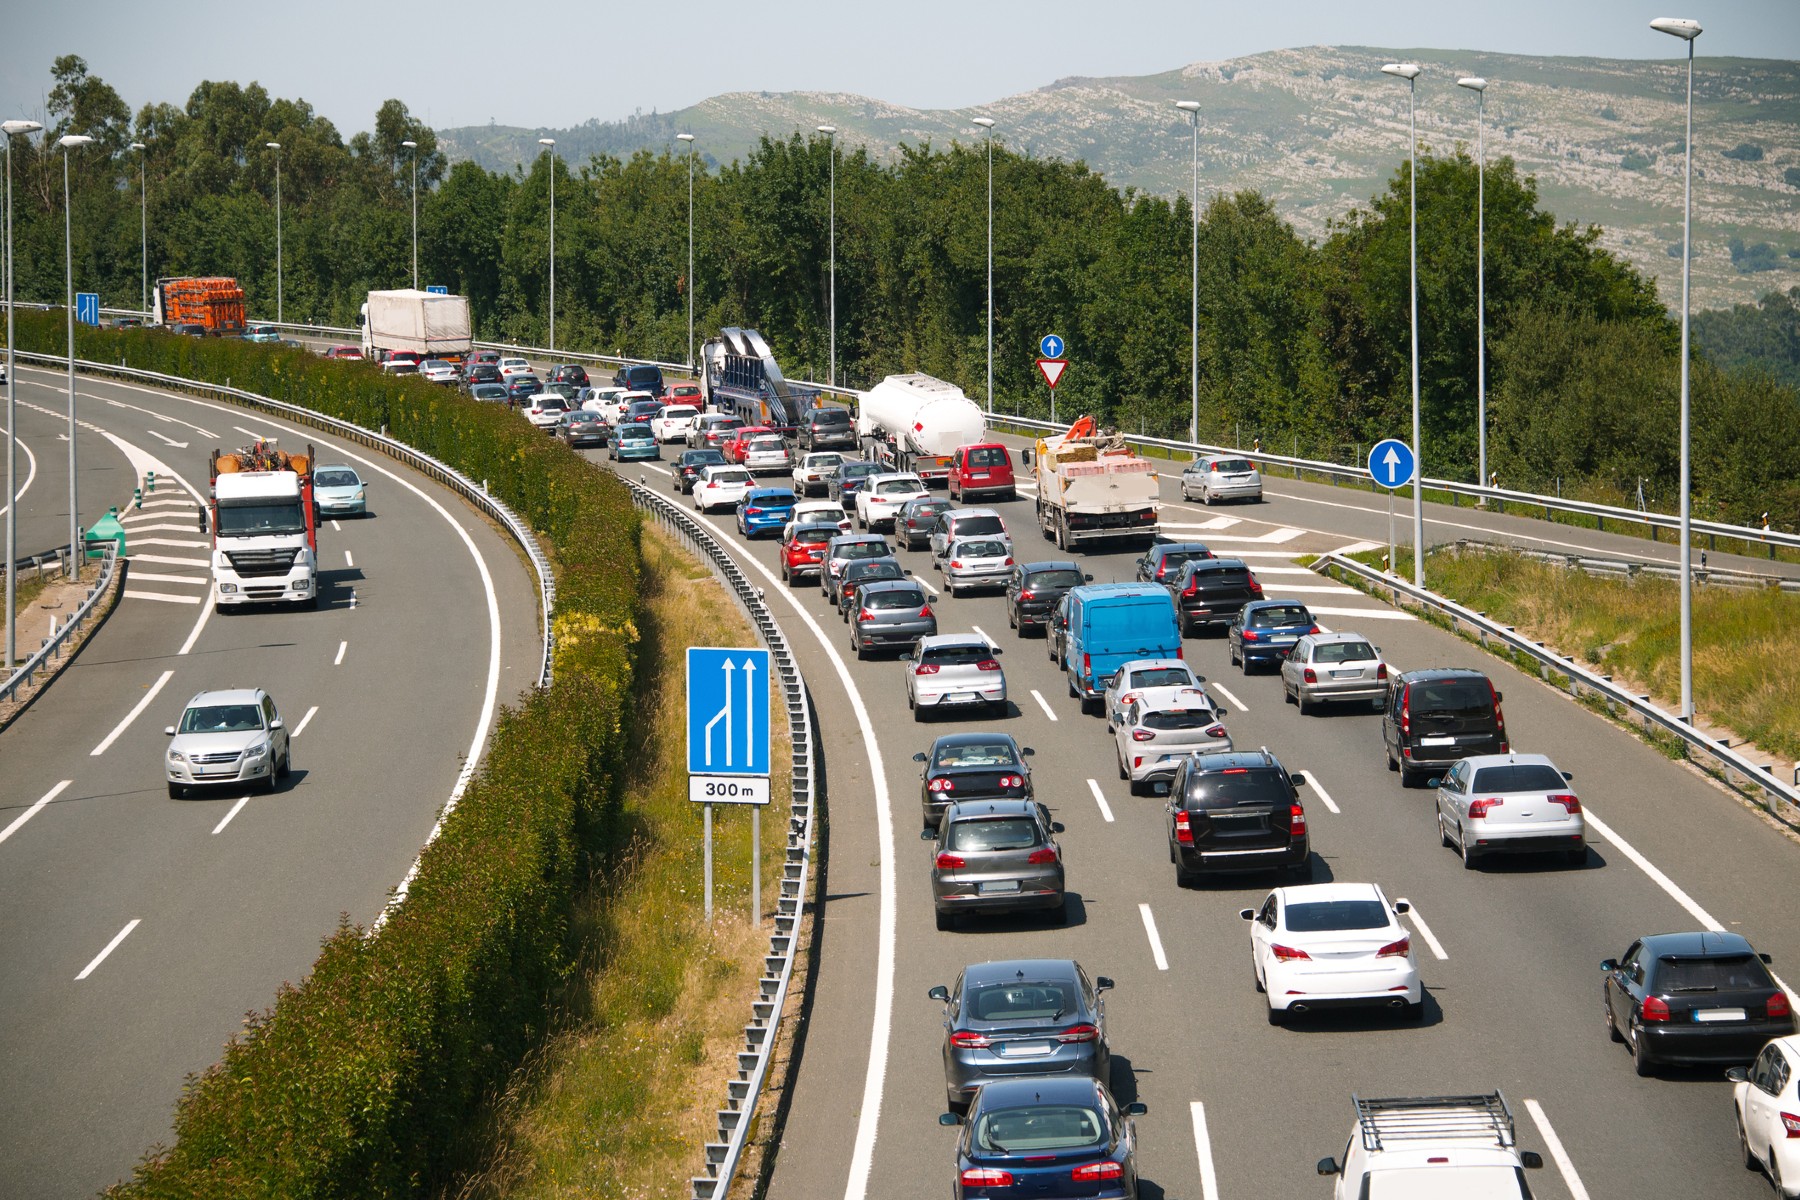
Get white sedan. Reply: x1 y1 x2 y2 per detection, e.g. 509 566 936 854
855 473 930 532
1731 1035 1800 1197
498 356 533 380
652 404 701 443
1240 882 1422 1024
693 465 756 513
1433 753 1587 869
418 359 459 384
783 497 851 538
793 451 847 497
523 393 569 431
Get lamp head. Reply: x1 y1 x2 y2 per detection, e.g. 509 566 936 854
1174 100 1201 113
676 132 695 143
971 116 995 129
2 119 43 137
1381 63 1422 81
59 134 95 149
401 139 417 149
129 141 146 151
816 124 836 135
264 141 280 150
1650 17 1702 40
538 137 556 147
1456 76 1487 92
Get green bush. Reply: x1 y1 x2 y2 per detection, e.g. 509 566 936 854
10 314 645 1198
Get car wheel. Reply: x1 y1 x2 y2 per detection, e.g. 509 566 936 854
1386 744 1399 773
262 764 278 794
1203 487 1215 507
1460 831 1478 870
1289 858 1313 883
1296 690 1311 716
1174 863 1194 888
1253 963 1265 993
1439 812 1454 849
1606 994 1624 1043
1068 674 1079 699
1127 776 1143 797
1117 751 1128 780
1229 641 1240 666
1266 1001 1286 1026
1007 604 1017 630
1402 1000 1425 1022
935 908 955 932
1631 1023 1656 1077
167 782 184 799
912 700 924 724
277 747 291 779
1047 899 1069 927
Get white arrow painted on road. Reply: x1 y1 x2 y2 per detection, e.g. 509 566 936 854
146 429 189 449
1382 446 1402 485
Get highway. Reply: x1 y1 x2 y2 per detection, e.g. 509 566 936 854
0 364 542 1198
590 443 1798 1200
3 376 136 566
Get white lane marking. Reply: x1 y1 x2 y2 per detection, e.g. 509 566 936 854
1139 903 1170 971
120 509 194 524
1030 689 1059 722
124 573 205 586
0 780 72 846
123 590 202 605
1523 1099 1593 1200
1211 682 1248 712
0 425 39 517
91 670 175 757
133 497 196 509
970 624 995 646
1581 809 1721 932
1251 565 1331 575
1162 525 1304 543
330 520 342 532
642 463 673 476
1086 778 1115 823
344 549 355 568
291 705 319 738
91 428 219 660
1257 584 1364 596
1190 1101 1222 1200
1402 902 1450 961
1305 606 1417 622
1333 540 1381 555
234 424 273 442
102 395 215 436
1305 772 1341 814
210 795 252 836
130 553 209 567
132 537 208 549
909 571 939 600
75 918 141 980
334 640 347 666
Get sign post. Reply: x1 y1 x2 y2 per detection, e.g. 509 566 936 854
1036 333 1067 424
686 646 772 924
1366 438 1417 575
75 292 99 327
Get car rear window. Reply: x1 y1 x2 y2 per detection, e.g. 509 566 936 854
965 981 1075 1022
1186 769 1289 809
838 541 890 560
1129 667 1193 688
1192 565 1251 584
866 587 925 610
1250 605 1310 626
1160 549 1212 571
1027 569 1083 588
967 446 1008 467
792 525 838 544
952 516 1005 537
934 741 1019 768
1314 641 1376 664
877 479 920 494
1209 458 1254 473
712 470 752 484
1285 900 1389 932
947 817 1041 852
750 437 785 450
810 409 851 425
1469 764 1566 793
1656 955 1775 992
1410 679 1493 714
842 462 881 478
921 644 995 666
957 539 1007 558
975 1106 1101 1153
1142 709 1212 730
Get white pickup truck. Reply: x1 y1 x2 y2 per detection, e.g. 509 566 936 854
1316 1092 1545 1199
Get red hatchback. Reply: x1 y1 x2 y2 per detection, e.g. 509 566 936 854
947 442 1016 501
723 425 775 464
780 522 838 586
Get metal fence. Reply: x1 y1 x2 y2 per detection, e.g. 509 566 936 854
1448 538 1800 593
623 476 816 1200
0 541 118 706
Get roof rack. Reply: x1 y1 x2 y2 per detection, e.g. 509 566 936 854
1351 1093 1517 1153
1258 745 1274 766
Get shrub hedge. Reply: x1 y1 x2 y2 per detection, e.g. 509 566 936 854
11 314 643 1198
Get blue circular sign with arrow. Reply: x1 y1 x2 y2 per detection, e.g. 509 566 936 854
1039 333 1065 360
1367 439 1417 490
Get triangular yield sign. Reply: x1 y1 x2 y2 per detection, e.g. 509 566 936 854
1037 358 1067 389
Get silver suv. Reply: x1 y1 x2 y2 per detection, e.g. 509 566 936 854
907 633 1008 721
925 798 1066 929
164 688 291 797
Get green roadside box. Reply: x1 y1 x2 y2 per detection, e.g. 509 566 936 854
85 507 126 558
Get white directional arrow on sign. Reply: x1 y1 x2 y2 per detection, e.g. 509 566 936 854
1382 446 1401 485
742 656 756 759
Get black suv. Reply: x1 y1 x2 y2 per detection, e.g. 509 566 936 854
1165 748 1311 886
1135 540 1214 586
549 364 590 389
1382 667 1507 787
1168 558 1262 635
1006 561 1089 635
612 363 665 395
799 406 859 451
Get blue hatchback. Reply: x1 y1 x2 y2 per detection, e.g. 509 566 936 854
941 1076 1145 1199
737 487 797 538
1228 599 1319 673
611 422 660 462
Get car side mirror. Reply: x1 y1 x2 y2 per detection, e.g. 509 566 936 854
912 752 927 763
1317 1158 1341 1177
1562 771 1574 781
938 1112 962 1127
197 510 209 533
1600 959 1618 972
164 726 177 736
1726 1066 1751 1083
920 828 936 841
1095 976 1114 991
1022 747 1035 757
1289 772 1307 788
1394 899 1411 914
1125 1102 1147 1116
1051 822 1065 833
1426 776 1444 789
1239 908 1255 920
1761 953 1775 964
1520 1152 1544 1170
269 718 283 730
1495 690 1504 702
928 985 950 1002
1021 449 1032 465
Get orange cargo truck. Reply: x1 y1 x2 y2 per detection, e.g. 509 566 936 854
152 276 247 335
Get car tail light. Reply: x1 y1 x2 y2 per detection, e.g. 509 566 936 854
915 663 940 675
1288 803 1306 837
1120 691 1142 708
1272 944 1312 962
1156 562 1168 580
1174 810 1193 845
1302 668 1317 683
1491 682 1506 737
1248 576 1264 596
1056 1023 1099 1044
1399 683 1411 736
1242 630 1260 642
961 1169 1014 1186
977 659 1001 672
1131 729 1156 742
1182 577 1198 598
1027 846 1059 865
1018 590 1035 601
1071 1162 1123 1182
1308 625 1321 635
858 608 873 621
1468 798 1504 819
1781 1112 1800 1138
928 778 954 793
1376 662 1389 681
1376 936 1411 958
999 775 1024 788
935 852 965 869
950 560 963 569
1771 992 1793 1020
1206 723 1228 738
1641 995 1671 1023
948 1030 992 1049
1003 557 1013 566
919 604 934 619
1548 793 1582 814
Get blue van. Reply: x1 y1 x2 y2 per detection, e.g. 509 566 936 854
1064 584 1182 714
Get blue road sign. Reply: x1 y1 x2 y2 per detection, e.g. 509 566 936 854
425 285 449 295
687 646 771 777
75 292 99 326
1367 439 1416 490
1039 333 1065 360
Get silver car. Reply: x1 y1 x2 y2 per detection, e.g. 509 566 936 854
1111 684 1232 794
938 536 1013 597
1280 632 1388 713
1103 657 1206 727
1433 753 1588 868
907 633 1008 721
927 958 1113 1111
793 451 847 496
312 465 367 517
741 434 792 474
925 799 1066 929
822 534 894 603
847 579 936 659
164 688 292 797
930 508 1011 563
1181 454 1263 504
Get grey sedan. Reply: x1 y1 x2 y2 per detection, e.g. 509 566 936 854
924 798 1065 929
1279 632 1387 713
1181 454 1263 504
927 958 1113 1111
848 579 936 659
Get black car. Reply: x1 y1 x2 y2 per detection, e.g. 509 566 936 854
1165 748 1311 886
505 375 542 404
549 363 590 389
914 732 1035 830
895 497 953 551
556 409 610 448
1006 561 1089 635
468 382 511 403
1227 600 1319 673
1135 540 1214 586
1169 557 1263 635
171 322 208 337
674 448 728 494
625 398 664 424
612 363 665 395
831 460 884 507
1046 593 1072 668
1602 932 1795 1076
1382 668 1507 787
465 363 502 385
798 405 859 451
836 557 908 619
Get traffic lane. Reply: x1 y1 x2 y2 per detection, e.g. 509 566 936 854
7 385 141 559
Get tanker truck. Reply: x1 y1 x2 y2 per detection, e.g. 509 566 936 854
857 373 986 485
203 438 320 611
1030 415 1160 549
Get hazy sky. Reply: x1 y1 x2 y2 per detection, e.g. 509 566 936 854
2 0 1794 133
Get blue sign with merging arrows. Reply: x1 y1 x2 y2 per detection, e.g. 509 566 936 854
686 647 771 777
75 292 99 326
1367 438 1416 490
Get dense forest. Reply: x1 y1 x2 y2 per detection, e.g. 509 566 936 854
8 56 1798 526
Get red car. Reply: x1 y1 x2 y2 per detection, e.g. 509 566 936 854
323 345 364 360
723 425 775 464
947 441 1017 502
779 522 837 585
665 382 705 406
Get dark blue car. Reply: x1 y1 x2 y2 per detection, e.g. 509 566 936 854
1227 599 1319 673
736 487 797 539
941 1076 1145 1199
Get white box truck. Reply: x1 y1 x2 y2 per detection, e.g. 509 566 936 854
358 289 473 366
1029 415 1160 549
857 374 986 484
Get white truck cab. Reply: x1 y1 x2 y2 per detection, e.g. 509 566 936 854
1316 1092 1544 1199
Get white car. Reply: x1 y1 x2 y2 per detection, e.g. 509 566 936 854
1731 1036 1800 1197
693 465 756 513
164 688 291 797
929 507 1010 563
522 393 569 431
652 404 701 443
581 385 626 416
1432 753 1587 869
1241 882 1421 1023
498 356 533 380
905 633 1006 721
855 473 930 532
741 434 792 474
1111 684 1230 793
793 451 847 496
784 497 851 538
418 359 459 384
1317 1092 1546 1199
1104 657 1207 727
937 535 1012 597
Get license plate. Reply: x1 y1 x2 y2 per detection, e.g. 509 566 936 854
1695 1008 1746 1022
946 692 976 704
1420 736 1456 746
978 879 1021 894
998 1039 1052 1056
1331 669 1363 679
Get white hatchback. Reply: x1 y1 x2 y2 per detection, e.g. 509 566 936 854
1432 753 1587 869
906 633 1007 721
523 393 569 431
741 434 792 474
855 473 930 532
1732 1035 1800 1196
784 497 851 538
1103 658 1206 727
693 465 756 513
1111 684 1230 793
652 403 701 442
1241 882 1422 1023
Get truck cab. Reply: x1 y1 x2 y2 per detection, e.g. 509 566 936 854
1317 1092 1544 1199
206 442 319 610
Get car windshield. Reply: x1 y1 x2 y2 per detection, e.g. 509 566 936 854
975 1105 1103 1153
865 587 925 610
618 423 649 436
838 541 889 561
1251 605 1310 627
965 981 1075 1022
1129 667 1192 688
921 644 995 666
811 409 851 425
1314 641 1376 664
947 816 1041 852
711 470 753 485
1412 680 1492 715
1657 955 1775 992
952 516 1005 537
877 479 921 494
956 539 1007 558
1187 770 1288 809
1469 764 1566 792
1209 458 1254 473
315 470 359 488
1027 569 1084 589
1142 708 1212 730
1285 900 1390 932
217 502 306 536
934 741 1019 768
179 704 263 733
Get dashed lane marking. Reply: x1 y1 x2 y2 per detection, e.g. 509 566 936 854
75 919 140 981
1086 779 1114 823
1030 690 1059 722
123 590 202 605
0 781 72 847
1210 682 1248 712
1139 903 1170 971
90 670 175 757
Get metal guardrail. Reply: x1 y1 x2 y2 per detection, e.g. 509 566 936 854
0 541 118 706
1311 550 1800 815
11 351 558 691
622 476 816 1200
1450 538 1800 592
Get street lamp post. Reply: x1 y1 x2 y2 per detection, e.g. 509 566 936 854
60 133 94 573
539 138 556 352
677 133 696 371
401 139 418 289
1457 77 1488 494
1382 62 1425 589
4 117 43 669
1175 100 1201 443
265 141 282 323
130 141 147 316
1652 15 1703 722
972 117 995 414
817 125 836 388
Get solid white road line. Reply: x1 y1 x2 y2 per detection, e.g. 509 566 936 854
1139 903 1170 971
116 522 200 535
1211 682 1248 712
1402 902 1450 961
91 670 175 757
210 795 252 836
0 427 39 519
291 705 319 738
75 919 140 981
1305 606 1417 621
970 624 995 646
1259 584 1364 596
1086 779 1115 823
123 572 205 586
123 590 202 605
345 549 355 568
1030 690 1059 722
909 572 939 599
334 640 347 666
1581 810 1721 932
1523 1099 1593 1200
1190 1101 1222 1200
1306 772 1341 814
0 780 72 847
130 553 209 568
